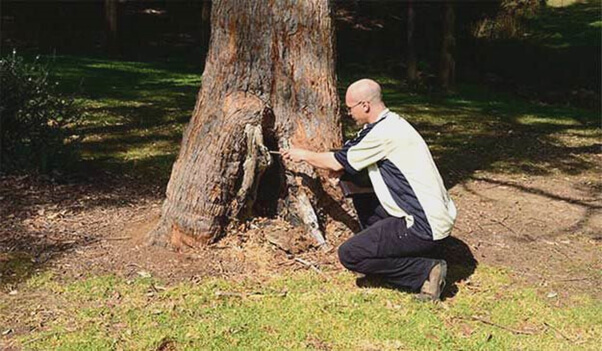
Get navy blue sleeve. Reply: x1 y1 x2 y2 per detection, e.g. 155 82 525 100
334 144 359 175
334 122 382 175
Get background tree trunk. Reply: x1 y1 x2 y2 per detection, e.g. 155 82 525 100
104 0 119 56
200 0 211 56
148 0 341 248
440 0 456 92
406 0 417 84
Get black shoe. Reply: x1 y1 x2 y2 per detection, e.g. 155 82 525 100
355 274 384 288
416 260 447 301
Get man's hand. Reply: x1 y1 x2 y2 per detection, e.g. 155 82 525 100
280 147 308 163
279 145 344 172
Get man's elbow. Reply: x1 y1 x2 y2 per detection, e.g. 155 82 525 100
329 155 344 172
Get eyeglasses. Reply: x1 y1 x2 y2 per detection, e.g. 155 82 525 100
345 100 365 114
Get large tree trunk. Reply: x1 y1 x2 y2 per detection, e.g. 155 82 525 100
440 0 455 92
148 0 341 249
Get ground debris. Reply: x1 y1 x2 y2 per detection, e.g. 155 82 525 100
470 315 538 335
215 290 287 299
1 162 600 301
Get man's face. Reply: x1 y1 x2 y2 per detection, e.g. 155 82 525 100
345 92 367 125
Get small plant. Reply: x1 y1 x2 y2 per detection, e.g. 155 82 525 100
0 50 81 174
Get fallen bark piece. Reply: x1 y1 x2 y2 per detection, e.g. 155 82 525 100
265 228 313 254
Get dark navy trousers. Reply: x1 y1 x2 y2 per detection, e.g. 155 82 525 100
338 194 446 291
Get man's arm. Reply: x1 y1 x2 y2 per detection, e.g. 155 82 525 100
280 148 344 172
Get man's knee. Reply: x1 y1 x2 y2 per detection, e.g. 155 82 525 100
338 242 355 271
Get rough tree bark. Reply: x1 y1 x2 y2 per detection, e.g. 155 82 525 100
148 0 342 249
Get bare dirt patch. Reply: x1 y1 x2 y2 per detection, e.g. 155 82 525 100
0 174 346 289
451 167 602 299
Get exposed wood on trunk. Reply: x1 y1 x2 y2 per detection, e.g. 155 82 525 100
229 123 273 223
291 189 325 246
148 0 341 249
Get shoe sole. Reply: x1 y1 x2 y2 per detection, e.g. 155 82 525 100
416 260 447 302
433 260 447 301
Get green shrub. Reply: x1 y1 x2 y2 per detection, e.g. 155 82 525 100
0 50 81 174
472 0 541 39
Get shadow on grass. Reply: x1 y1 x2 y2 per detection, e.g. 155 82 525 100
440 237 478 300
370 84 601 190
4 51 598 289
49 55 599 198
46 55 203 101
47 54 199 137
0 238 81 291
353 236 477 299
0 56 199 289
39 55 202 182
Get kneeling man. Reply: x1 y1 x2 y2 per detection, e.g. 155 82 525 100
281 79 456 301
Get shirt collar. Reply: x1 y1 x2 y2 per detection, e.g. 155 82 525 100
365 108 390 128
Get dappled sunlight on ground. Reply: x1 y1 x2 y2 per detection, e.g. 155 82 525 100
1 55 600 350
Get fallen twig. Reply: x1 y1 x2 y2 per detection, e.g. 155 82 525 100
490 218 518 235
294 257 313 267
543 322 573 342
557 277 590 282
471 316 537 335
215 291 248 298
215 290 287 298
125 262 145 276
294 257 325 276
103 236 131 241
22 336 45 347
551 246 570 259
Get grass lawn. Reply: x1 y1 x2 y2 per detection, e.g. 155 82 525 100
45 55 202 183
44 52 599 188
3 267 600 350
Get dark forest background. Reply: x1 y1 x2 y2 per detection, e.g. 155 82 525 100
2 0 600 110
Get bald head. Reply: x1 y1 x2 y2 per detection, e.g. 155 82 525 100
346 79 382 104
345 79 386 125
